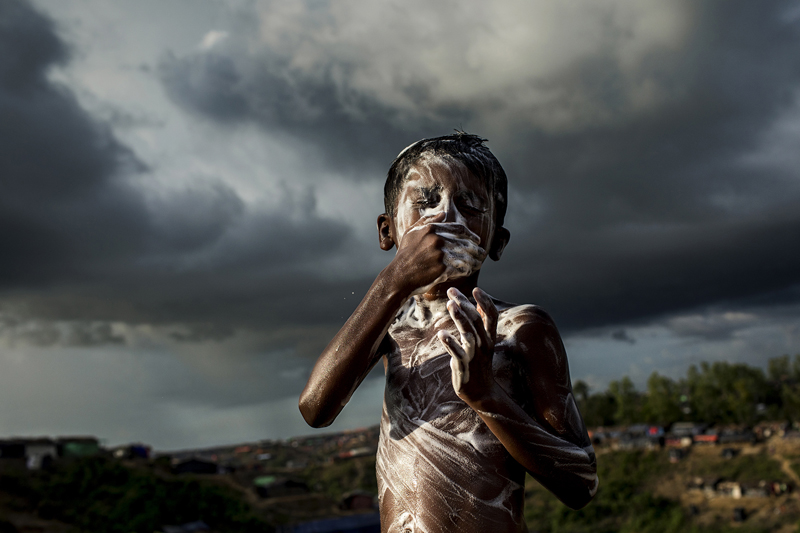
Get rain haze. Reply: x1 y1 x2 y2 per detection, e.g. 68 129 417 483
2 0 800 450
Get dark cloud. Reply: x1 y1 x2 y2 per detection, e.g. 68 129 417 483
0 0 355 331
157 0 800 332
4 0 800 342
158 49 455 177
0 317 124 347
2 0 797 448
0 0 150 286
610 329 635 344
168 323 236 343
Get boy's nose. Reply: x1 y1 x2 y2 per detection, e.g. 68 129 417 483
442 199 460 223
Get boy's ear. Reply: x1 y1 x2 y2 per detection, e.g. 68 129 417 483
377 214 396 251
489 227 510 261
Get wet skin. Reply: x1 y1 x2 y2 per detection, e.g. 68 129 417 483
300 159 598 532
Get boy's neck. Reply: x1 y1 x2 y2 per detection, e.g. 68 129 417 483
409 295 450 325
420 273 480 302
408 277 479 325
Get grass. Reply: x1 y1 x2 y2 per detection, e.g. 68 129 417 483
524 450 687 533
686 450 787 483
524 448 793 533
301 456 378 500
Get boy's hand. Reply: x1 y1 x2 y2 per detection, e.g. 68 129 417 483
391 212 487 296
437 287 498 400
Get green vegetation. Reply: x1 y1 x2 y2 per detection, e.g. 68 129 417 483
302 456 378 500
524 449 791 533
4 457 272 533
5 448 796 533
5 355 800 532
575 354 800 427
524 450 686 533
688 451 787 483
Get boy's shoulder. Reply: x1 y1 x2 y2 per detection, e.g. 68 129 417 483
492 300 566 368
493 300 570 391
494 300 558 336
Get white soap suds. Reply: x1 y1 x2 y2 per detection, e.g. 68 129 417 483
378 296 526 532
378 295 596 531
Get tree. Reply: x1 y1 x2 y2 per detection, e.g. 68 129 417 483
573 380 617 427
686 361 768 425
770 354 800 421
768 355 791 382
608 376 641 425
642 372 682 425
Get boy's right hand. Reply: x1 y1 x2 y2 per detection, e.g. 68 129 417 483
389 212 487 296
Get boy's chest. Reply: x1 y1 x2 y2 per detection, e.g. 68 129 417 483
384 323 521 422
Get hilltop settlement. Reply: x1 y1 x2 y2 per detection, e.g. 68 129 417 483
3 420 800 532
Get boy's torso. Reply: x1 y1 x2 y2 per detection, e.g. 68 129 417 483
376 298 533 533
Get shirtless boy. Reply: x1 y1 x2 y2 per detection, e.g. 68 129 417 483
300 133 598 532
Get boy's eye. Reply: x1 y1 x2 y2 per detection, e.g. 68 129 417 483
414 198 438 208
458 202 487 215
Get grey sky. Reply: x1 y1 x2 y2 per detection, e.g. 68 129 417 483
1 0 799 449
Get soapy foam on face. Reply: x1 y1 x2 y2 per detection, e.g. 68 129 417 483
395 155 493 242
406 226 487 296
395 154 453 238
393 157 493 300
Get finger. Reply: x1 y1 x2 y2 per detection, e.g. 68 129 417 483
449 287 492 349
437 330 468 361
439 330 471 389
447 287 482 324
447 299 480 351
439 240 487 272
399 212 447 249
474 287 498 342
407 211 446 232
441 238 487 260
442 250 485 278
450 354 469 390
427 222 481 244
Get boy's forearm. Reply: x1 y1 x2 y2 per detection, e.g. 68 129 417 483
299 265 410 428
468 385 598 510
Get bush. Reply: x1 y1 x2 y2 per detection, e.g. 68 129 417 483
26 457 272 533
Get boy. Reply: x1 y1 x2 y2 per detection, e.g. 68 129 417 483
300 133 598 532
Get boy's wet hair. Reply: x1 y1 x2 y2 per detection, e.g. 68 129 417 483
384 132 508 227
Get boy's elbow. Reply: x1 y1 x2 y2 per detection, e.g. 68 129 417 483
563 493 593 511
563 474 599 510
298 394 333 428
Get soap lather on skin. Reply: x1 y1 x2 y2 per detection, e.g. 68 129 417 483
404 220 487 296
300 133 598 533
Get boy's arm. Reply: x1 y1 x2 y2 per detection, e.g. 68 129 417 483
298 269 405 428
299 213 486 428
439 288 598 509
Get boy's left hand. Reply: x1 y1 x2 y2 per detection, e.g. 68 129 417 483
437 287 498 401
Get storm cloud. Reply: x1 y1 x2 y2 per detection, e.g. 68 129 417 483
1 0 356 331
2 0 800 447
0 0 148 286
157 0 800 329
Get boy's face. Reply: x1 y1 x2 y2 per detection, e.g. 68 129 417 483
392 158 496 252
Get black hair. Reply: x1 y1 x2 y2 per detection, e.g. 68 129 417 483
383 131 508 227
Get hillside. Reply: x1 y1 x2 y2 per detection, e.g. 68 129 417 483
525 438 800 533
3 431 800 532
